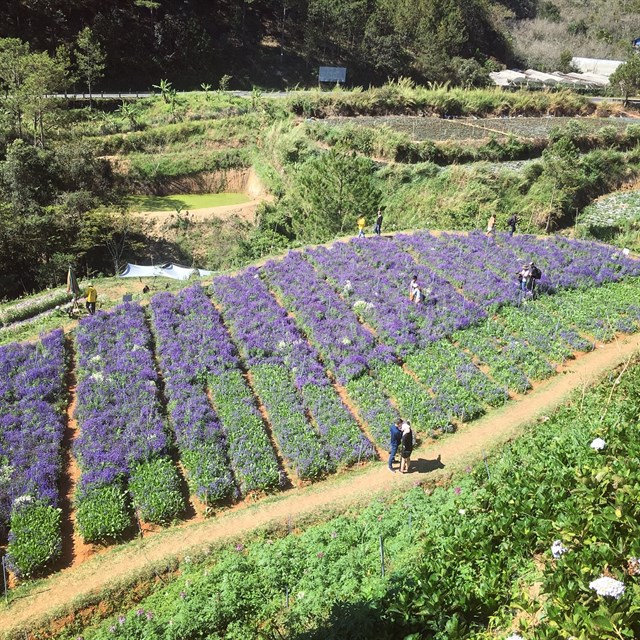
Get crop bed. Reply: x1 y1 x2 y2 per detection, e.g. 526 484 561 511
2 232 640 577
321 116 635 141
579 188 640 228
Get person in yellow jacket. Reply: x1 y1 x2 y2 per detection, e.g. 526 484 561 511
85 283 98 315
357 216 366 238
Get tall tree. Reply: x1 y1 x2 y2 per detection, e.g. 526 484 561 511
75 27 106 108
609 53 640 105
296 148 381 241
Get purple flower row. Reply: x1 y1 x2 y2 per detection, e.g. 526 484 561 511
212 270 375 469
0 330 66 525
399 232 518 308
74 304 170 492
264 251 394 383
306 243 422 354
150 291 237 503
354 236 486 342
150 285 280 492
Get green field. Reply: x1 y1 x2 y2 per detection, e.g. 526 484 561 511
127 192 251 212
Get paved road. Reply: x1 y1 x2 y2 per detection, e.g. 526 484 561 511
50 90 294 100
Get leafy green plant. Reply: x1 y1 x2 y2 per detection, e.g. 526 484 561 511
75 483 132 543
128 458 184 524
6 501 61 577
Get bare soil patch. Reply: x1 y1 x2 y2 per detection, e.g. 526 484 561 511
2 332 639 638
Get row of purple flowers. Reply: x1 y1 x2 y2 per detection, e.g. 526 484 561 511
74 304 184 541
150 285 281 494
212 269 375 471
0 330 67 576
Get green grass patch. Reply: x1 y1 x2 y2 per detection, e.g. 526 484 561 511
127 192 251 212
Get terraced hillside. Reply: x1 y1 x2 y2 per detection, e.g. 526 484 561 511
1 232 639 583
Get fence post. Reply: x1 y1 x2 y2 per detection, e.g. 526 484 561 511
2 556 8 604
482 449 491 480
379 535 385 578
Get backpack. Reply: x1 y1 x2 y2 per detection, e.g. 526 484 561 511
531 265 542 280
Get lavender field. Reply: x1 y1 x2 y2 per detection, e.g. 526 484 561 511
2 232 640 577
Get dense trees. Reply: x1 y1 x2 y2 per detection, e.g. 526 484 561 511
1 0 512 89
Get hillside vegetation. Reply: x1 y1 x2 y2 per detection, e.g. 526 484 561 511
2 77 640 298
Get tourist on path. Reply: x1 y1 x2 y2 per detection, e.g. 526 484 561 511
507 213 518 236
85 283 98 315
357 216 366 238
388 418 403 472
400 421 413 473
374 209 383 236
486 214 496 235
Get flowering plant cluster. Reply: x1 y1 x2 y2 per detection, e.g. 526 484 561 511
264 251 395 383
356 235 486 341
0 288 71 326
74 304 183 541
406 340 507 423
150 285 280 494
399 232 517 308
212 270 374 474
0 330 66 576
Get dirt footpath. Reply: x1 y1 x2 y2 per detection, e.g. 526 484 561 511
2 332 640 637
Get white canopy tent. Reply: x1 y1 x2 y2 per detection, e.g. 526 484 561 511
119 263 213 280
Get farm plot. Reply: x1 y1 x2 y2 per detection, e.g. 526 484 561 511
73 305 184 542
321 116 493 142
3 234 640 582
150 285 281 495
321 116 634 142
0 330 67 577
579 188 640 228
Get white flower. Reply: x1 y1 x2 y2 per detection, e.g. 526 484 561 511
589 576 625 599
590 437 606 450
13 495 34 506
341 337 351 345
297 591 305 599
277 340 287 349
458 509 466 515
505 634 524 640
551 540 568 558
90 371 104 382
353 300 374 313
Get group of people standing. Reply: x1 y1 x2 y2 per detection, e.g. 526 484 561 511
357 210 384 238
487 213 518 236
388 418 414 473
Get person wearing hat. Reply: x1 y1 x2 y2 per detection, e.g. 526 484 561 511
85 283 98 315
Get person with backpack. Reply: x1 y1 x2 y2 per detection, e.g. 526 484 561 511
528 261 542 294
507 214 518 236
400 421 414 473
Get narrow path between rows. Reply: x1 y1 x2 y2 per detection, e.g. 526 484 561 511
2 331 640 638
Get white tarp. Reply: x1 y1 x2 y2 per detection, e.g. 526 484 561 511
119 263 213 280
571 57 623 77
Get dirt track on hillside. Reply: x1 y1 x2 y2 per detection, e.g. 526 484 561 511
2 331 640 638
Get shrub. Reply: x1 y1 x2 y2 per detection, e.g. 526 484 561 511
6 501 62 577
128 458 184 524
75 484 131 543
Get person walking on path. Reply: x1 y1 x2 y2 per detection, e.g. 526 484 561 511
388 418 403 472
486 214 496 235
357 216 366 238
400 421 414 473
374 209 383 236
85 283 98 315
409 275 422 304
507 213 518 236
